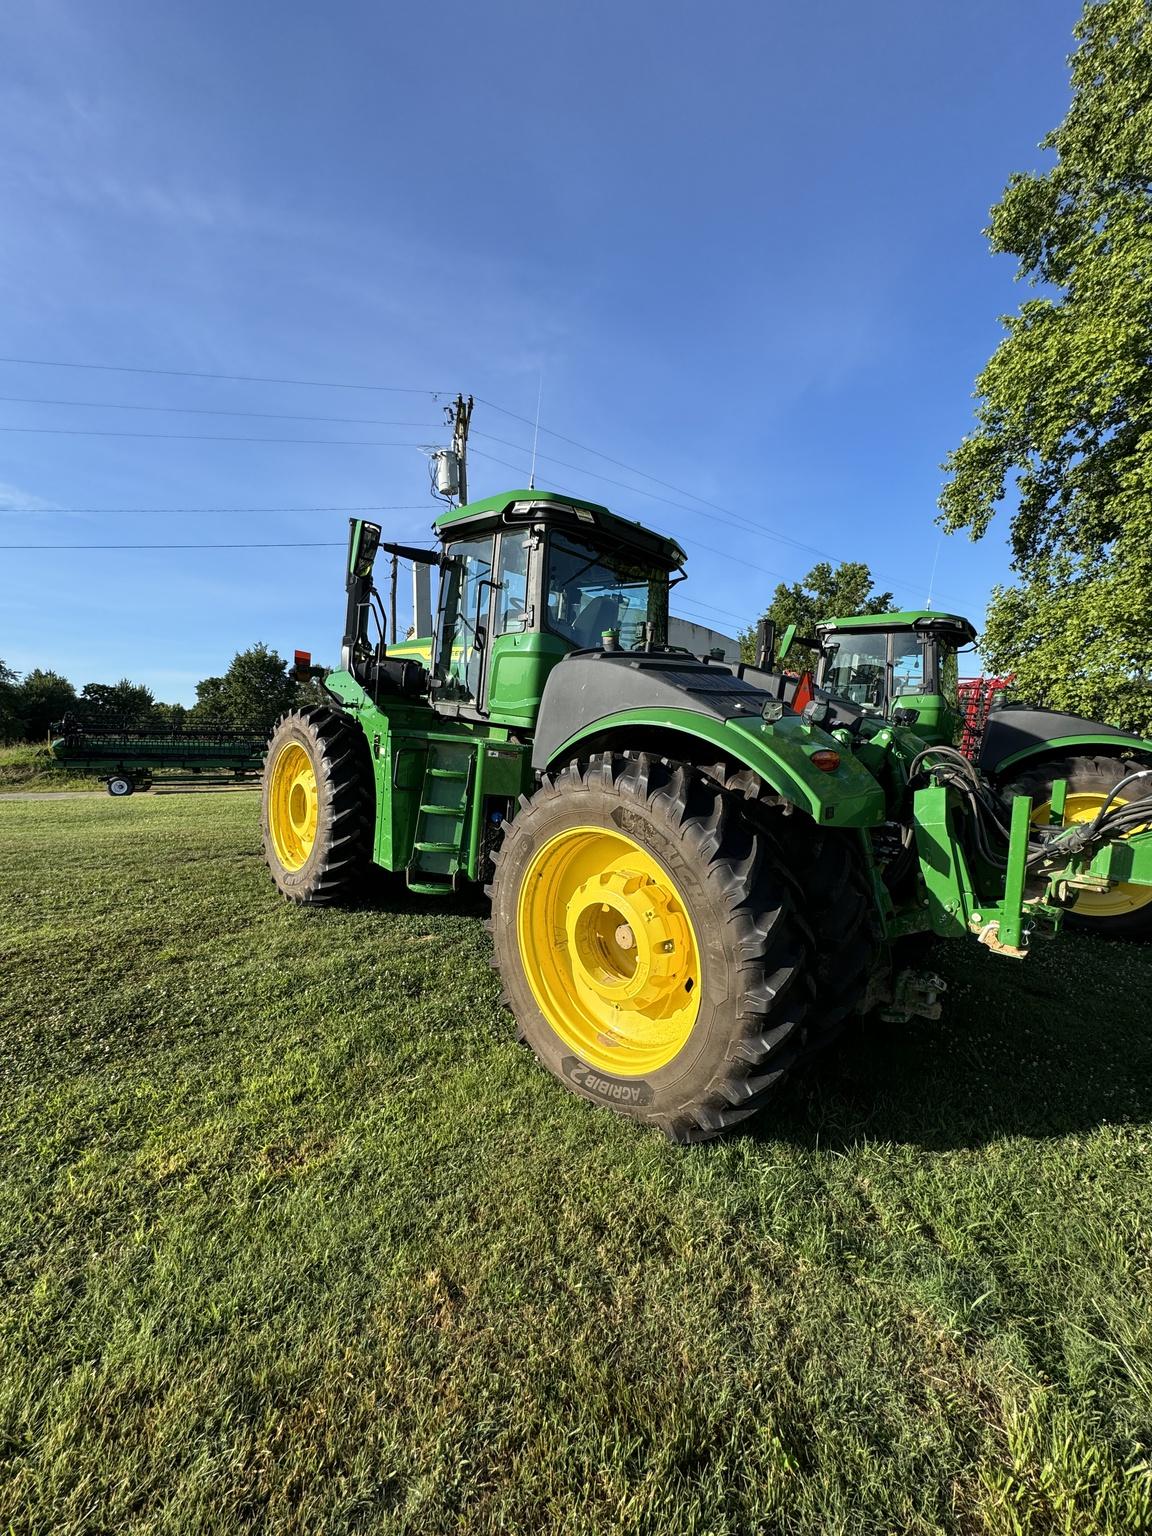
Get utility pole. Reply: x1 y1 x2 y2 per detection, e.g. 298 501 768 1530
451 393 474 506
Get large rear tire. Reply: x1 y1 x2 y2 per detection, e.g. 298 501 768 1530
1001 754 1152 939
489 752 827 1142
262 707 372 905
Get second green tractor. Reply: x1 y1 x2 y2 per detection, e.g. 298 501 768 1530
262 490 1152 1142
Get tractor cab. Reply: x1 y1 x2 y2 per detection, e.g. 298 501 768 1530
342 490 685 733
811 611 977 746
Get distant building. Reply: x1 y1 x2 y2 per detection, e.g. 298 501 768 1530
668 616 740 661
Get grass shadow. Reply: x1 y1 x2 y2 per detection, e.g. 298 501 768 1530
751 931 1152 1153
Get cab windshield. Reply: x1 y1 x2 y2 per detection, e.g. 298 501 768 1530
546 531 668 650
822 630 927 708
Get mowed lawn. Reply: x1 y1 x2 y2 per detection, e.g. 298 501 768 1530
2 795 1151 1535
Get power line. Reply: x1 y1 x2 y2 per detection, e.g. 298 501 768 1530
674 594 749 626
473 426 947 596
0 352 980 610
0 353 905 560
0 355 447 397
0 504 434 515
0 426 427 446
469 448 792 583
0 394 438 429
469 446 979 611
2 538 750 631
0 540 347 550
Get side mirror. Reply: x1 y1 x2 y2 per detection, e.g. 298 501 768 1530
754 617 777 669
350 521 382 581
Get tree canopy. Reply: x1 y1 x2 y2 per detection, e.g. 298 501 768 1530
0 660 22 744
79 680 156 726
15 669 78 742
0 644 307 742
739 561 895 670
939 0 1152 734
188 644 301 735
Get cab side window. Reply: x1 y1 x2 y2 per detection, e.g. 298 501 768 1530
494 533 531 636
440 535 494 702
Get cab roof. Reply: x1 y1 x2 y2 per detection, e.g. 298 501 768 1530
433 489 686 569
817 609 978 643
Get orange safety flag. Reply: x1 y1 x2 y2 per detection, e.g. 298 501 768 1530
792 670 814 714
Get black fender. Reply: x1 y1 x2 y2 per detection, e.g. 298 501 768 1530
980 704 1152 780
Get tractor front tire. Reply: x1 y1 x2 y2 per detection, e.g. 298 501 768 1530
1002 753 1152 939
262 707 372 905
489 753 816 1142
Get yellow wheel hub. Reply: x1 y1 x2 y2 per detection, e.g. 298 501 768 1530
268 742 319 872
1033 789 1152 919
516 825 702 1076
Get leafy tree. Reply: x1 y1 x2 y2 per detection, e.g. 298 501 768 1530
293 671 331 713
16 669 78 741
739 561 895 671
0 660 22 743
79 679 156 726
150 701 188 730
189 676 227 725
939 0 1152 734
190 644 298 735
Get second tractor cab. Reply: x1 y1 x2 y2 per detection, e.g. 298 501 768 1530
805 610 978 747
793 607 1152 937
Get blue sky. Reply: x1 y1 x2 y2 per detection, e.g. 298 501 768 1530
1 0 1080 704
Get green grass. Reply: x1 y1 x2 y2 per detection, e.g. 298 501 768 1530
0 742 105 792
2 794 1151 1535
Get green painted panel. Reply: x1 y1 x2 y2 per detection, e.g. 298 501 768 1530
911 783 977 938
1081 826 1152 886
486 631 569 728
891 689 961 747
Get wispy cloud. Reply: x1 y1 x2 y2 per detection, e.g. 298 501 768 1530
0 480 57 513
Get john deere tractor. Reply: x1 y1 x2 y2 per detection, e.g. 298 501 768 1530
790 610 1152 937
262 490 1152 1142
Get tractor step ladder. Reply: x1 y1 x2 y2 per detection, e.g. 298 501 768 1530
406 740 474 895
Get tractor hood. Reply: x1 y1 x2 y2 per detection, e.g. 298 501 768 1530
532 650 887 828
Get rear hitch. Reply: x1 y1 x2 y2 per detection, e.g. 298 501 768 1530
878 968 947 1023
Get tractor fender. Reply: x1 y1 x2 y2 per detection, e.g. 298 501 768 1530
979 705 1152 780
543 708 886 828
532 649 885 828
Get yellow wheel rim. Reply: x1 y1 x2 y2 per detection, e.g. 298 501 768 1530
268 742 319 872
516 825 702 1076
1033 790 1152 919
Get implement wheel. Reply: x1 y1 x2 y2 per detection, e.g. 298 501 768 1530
1003 754 1152 939
262 707 372 904
107 775 134 797
489 752 817 1142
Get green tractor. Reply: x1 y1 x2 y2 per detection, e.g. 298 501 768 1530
789 611 1152 937
262 490 1152 1141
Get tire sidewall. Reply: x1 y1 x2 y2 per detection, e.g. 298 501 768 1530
492 771 763 1123
262 715 341 896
